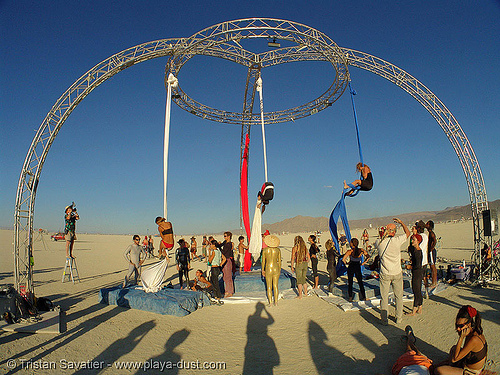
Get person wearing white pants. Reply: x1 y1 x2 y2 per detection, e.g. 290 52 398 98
376 218 410 325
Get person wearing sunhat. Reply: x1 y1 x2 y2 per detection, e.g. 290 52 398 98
262 235 281 306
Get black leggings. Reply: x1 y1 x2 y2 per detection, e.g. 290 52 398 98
347 262 366 300
210 266 222 299
412 268 424 308
178 266 189 288
311 257 319 278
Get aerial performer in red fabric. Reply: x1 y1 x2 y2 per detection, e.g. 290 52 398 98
344 163 373 196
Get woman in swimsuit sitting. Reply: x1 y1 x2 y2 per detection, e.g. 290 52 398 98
435 305 488 375
344 163 373 195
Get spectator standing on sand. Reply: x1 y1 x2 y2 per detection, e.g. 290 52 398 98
308 235 320 289
175 239 190 289
406 234 424 316
208 239 225 301
291 236 310 299
362 229 369 250
237 235 248 274
147 235 155 258
325 239 338 292
426 220 438 287
415 220 429 273
123 235 146 288
221 232 235 297
190 236 199 261
202 235 209 262
342 238 370 302
376 218 410 325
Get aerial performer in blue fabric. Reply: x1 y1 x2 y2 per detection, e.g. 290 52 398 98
344 163 373 196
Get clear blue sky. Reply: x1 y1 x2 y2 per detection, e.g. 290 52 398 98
1 1 499 235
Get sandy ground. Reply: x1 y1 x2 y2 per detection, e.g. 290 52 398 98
0 221 499 374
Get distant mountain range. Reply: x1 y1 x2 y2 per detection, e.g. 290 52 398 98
261 199 500 234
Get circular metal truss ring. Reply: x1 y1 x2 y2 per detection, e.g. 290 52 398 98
164 18 350 125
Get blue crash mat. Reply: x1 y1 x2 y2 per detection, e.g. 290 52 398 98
98 286 212 317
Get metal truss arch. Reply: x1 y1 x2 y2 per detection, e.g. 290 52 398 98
341 47 488 253
13 38 183 296
14 18 489 299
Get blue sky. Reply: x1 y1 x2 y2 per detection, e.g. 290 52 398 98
1 1 499 235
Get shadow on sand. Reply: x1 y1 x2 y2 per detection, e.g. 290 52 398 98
137 328 190 375
243 302 279 374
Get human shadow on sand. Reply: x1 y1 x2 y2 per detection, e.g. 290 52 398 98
308 320 371 374
0 305 126 374
136 328 190 375
243 302 279 375
358 309 447 373
73 320 156 375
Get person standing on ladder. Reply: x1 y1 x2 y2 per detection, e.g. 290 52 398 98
64 203 79 259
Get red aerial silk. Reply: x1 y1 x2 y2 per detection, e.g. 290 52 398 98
241 133 251 239
244 249 252 272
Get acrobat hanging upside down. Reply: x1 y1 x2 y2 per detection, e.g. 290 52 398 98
258 182 274 213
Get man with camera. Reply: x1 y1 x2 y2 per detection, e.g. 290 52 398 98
64 203 79 259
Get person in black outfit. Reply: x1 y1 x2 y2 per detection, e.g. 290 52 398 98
220 232 235 297
176 239 191 289
308 235 320 289
407 234 424 315
344 163 373 195
342 238 370 302
208 239 225 301
325 239 338 292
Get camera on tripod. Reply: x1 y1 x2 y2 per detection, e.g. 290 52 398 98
67 202 77 216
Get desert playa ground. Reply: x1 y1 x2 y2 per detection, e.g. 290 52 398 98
0 221 499 374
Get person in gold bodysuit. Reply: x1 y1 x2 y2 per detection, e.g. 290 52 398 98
261 235 282 306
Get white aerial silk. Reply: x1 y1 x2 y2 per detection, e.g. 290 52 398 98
140 258 169 293
248 201 262 255
256 76 268 182
163 73 178 219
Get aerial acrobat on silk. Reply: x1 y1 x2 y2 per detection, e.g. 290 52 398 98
330 82 373 277
248 75 274 257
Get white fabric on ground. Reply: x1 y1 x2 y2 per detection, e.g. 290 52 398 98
140 258 169 293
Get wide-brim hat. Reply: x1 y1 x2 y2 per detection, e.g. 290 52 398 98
264 235 280 248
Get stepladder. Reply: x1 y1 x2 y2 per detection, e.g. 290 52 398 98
62 257 80 283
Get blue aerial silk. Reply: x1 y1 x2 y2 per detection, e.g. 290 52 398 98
330 82 367 277
329 184 360 276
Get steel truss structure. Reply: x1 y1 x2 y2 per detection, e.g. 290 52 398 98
14 18 489 300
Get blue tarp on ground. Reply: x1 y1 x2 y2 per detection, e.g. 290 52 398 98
224 268 296 294
98 286 212 317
